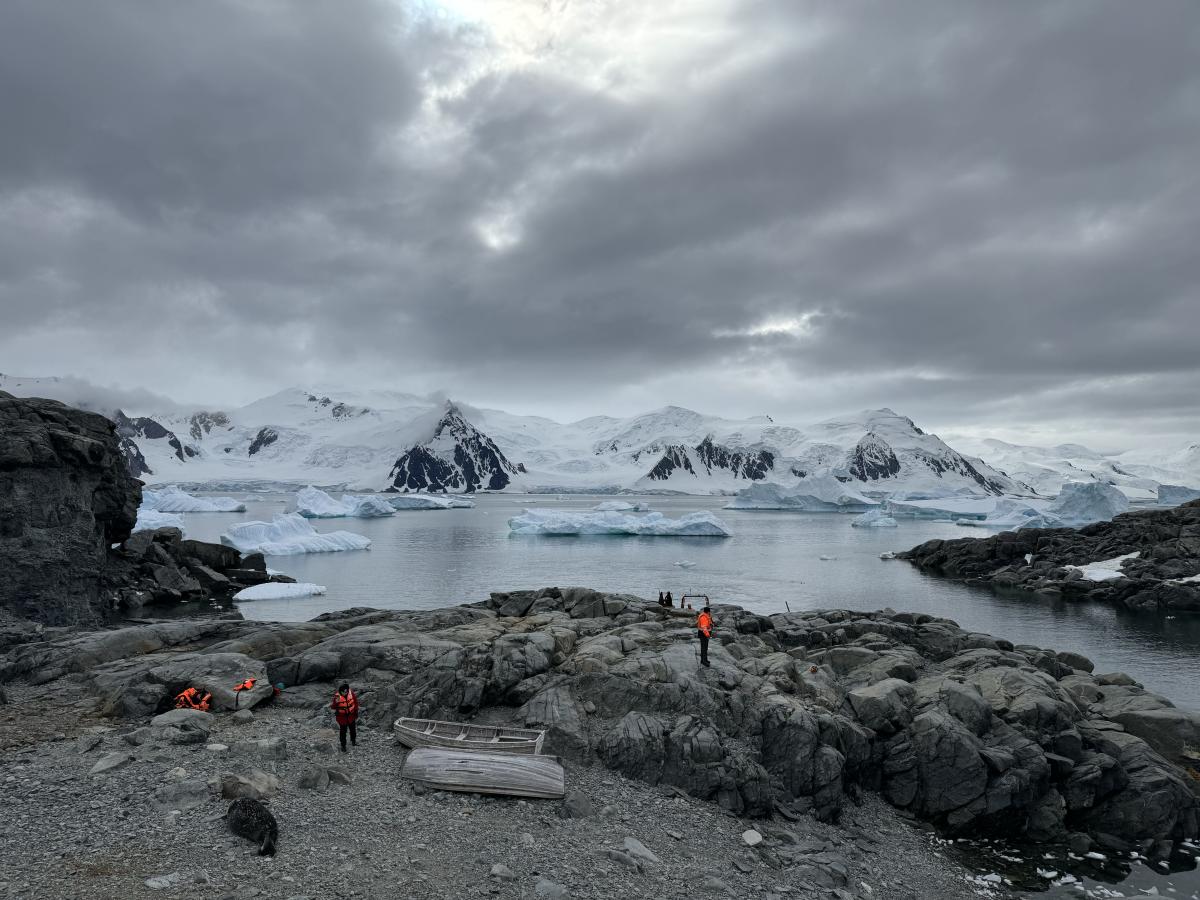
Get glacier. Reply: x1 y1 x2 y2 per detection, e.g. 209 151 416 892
295 486 394 518
507 509 731 537
133 508 186 534
142 485 247 513
233 582 328 601
386 494 476 510
221 514 371 556
851 508 898 528
725 477 877 512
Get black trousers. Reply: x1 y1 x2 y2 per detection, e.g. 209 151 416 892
698 632 710 664
339 721 357 750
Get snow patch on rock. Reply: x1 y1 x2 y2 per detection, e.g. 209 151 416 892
1065 552 1140 582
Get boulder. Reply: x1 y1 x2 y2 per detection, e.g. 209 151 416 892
847 678 915 735
215 770 280 800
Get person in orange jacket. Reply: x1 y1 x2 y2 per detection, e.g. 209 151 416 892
331 683 360 752
696 605 714 667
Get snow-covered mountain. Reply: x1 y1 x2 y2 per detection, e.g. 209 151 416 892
0 374 1054 497
952 438 1200 501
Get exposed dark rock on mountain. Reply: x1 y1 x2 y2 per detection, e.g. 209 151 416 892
0 392 141 624
188 411 230 441
847 434 902 481
899 500 1200 613
248 427 279 456
0 393 292 626
645 437 774 483
388 403 520 493
112 410 193 474
4 590 1197 850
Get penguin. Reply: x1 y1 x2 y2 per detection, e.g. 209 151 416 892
226 798 278 856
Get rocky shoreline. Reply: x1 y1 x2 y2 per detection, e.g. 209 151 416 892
2 587 1200 898
898 500 1200 613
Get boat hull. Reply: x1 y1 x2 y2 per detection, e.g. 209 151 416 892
401 748 566 799
393 717 545 755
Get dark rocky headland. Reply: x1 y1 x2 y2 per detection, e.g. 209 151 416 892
899 501 1200 613
0 390 294 629
3 392 1200 898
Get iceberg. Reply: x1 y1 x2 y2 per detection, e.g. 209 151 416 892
233 582 327 601
1044 481 1129 525
592 500 652 512
1158 484 1200 507
850 509 898 528
221 514 371 556
726 477 877 512
133 508 186 534
954 499 1057 530
508 509 731 537
295 486 394 518
142 485 247 513
884 496 998 520
387 494 476 510
1065 552 1140 582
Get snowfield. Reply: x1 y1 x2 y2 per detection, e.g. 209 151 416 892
233 582 327 601
220 514 371 556
726 477 877 512
294 486 394 518
507 509 731 537
142 485 246 513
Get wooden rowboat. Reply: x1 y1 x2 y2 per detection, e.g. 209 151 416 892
393 717 546 755
401 747 565 799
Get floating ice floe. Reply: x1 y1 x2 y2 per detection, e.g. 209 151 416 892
233 582 327 601
221 514 371 556
387 494 476 510
851 508 898 528
1064 551 1140 582
133 508 186 534
142 485 247 513
674 560 697 568
879 551 898 560
507 509 731 537
884 495 998 521
726 477 877 512
592 500 652 512
294 486 394 518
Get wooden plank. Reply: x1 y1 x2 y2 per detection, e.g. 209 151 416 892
401 748 566 799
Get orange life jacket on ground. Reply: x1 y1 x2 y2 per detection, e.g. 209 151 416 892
175 687 211 711
697 611 713 637
331 690 359 725
234 679 256 692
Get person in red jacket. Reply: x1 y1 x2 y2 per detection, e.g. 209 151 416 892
331 683 359 752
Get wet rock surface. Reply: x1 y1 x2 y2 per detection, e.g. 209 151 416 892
899 500 1200 613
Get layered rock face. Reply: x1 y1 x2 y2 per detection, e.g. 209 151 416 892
5 589 1197 850
0 392 141 624
900 501 1200 612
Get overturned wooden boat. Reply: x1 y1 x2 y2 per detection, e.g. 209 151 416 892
401 747 565 799
393 717 546 755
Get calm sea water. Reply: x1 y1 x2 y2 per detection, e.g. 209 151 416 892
181 492 1200 713
177 491 1200 897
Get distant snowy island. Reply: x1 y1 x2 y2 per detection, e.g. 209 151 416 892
2 374 1197 509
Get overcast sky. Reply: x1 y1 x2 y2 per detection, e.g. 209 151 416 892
1 0 1197 450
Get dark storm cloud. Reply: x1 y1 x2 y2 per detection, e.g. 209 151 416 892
0 0 1197 444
